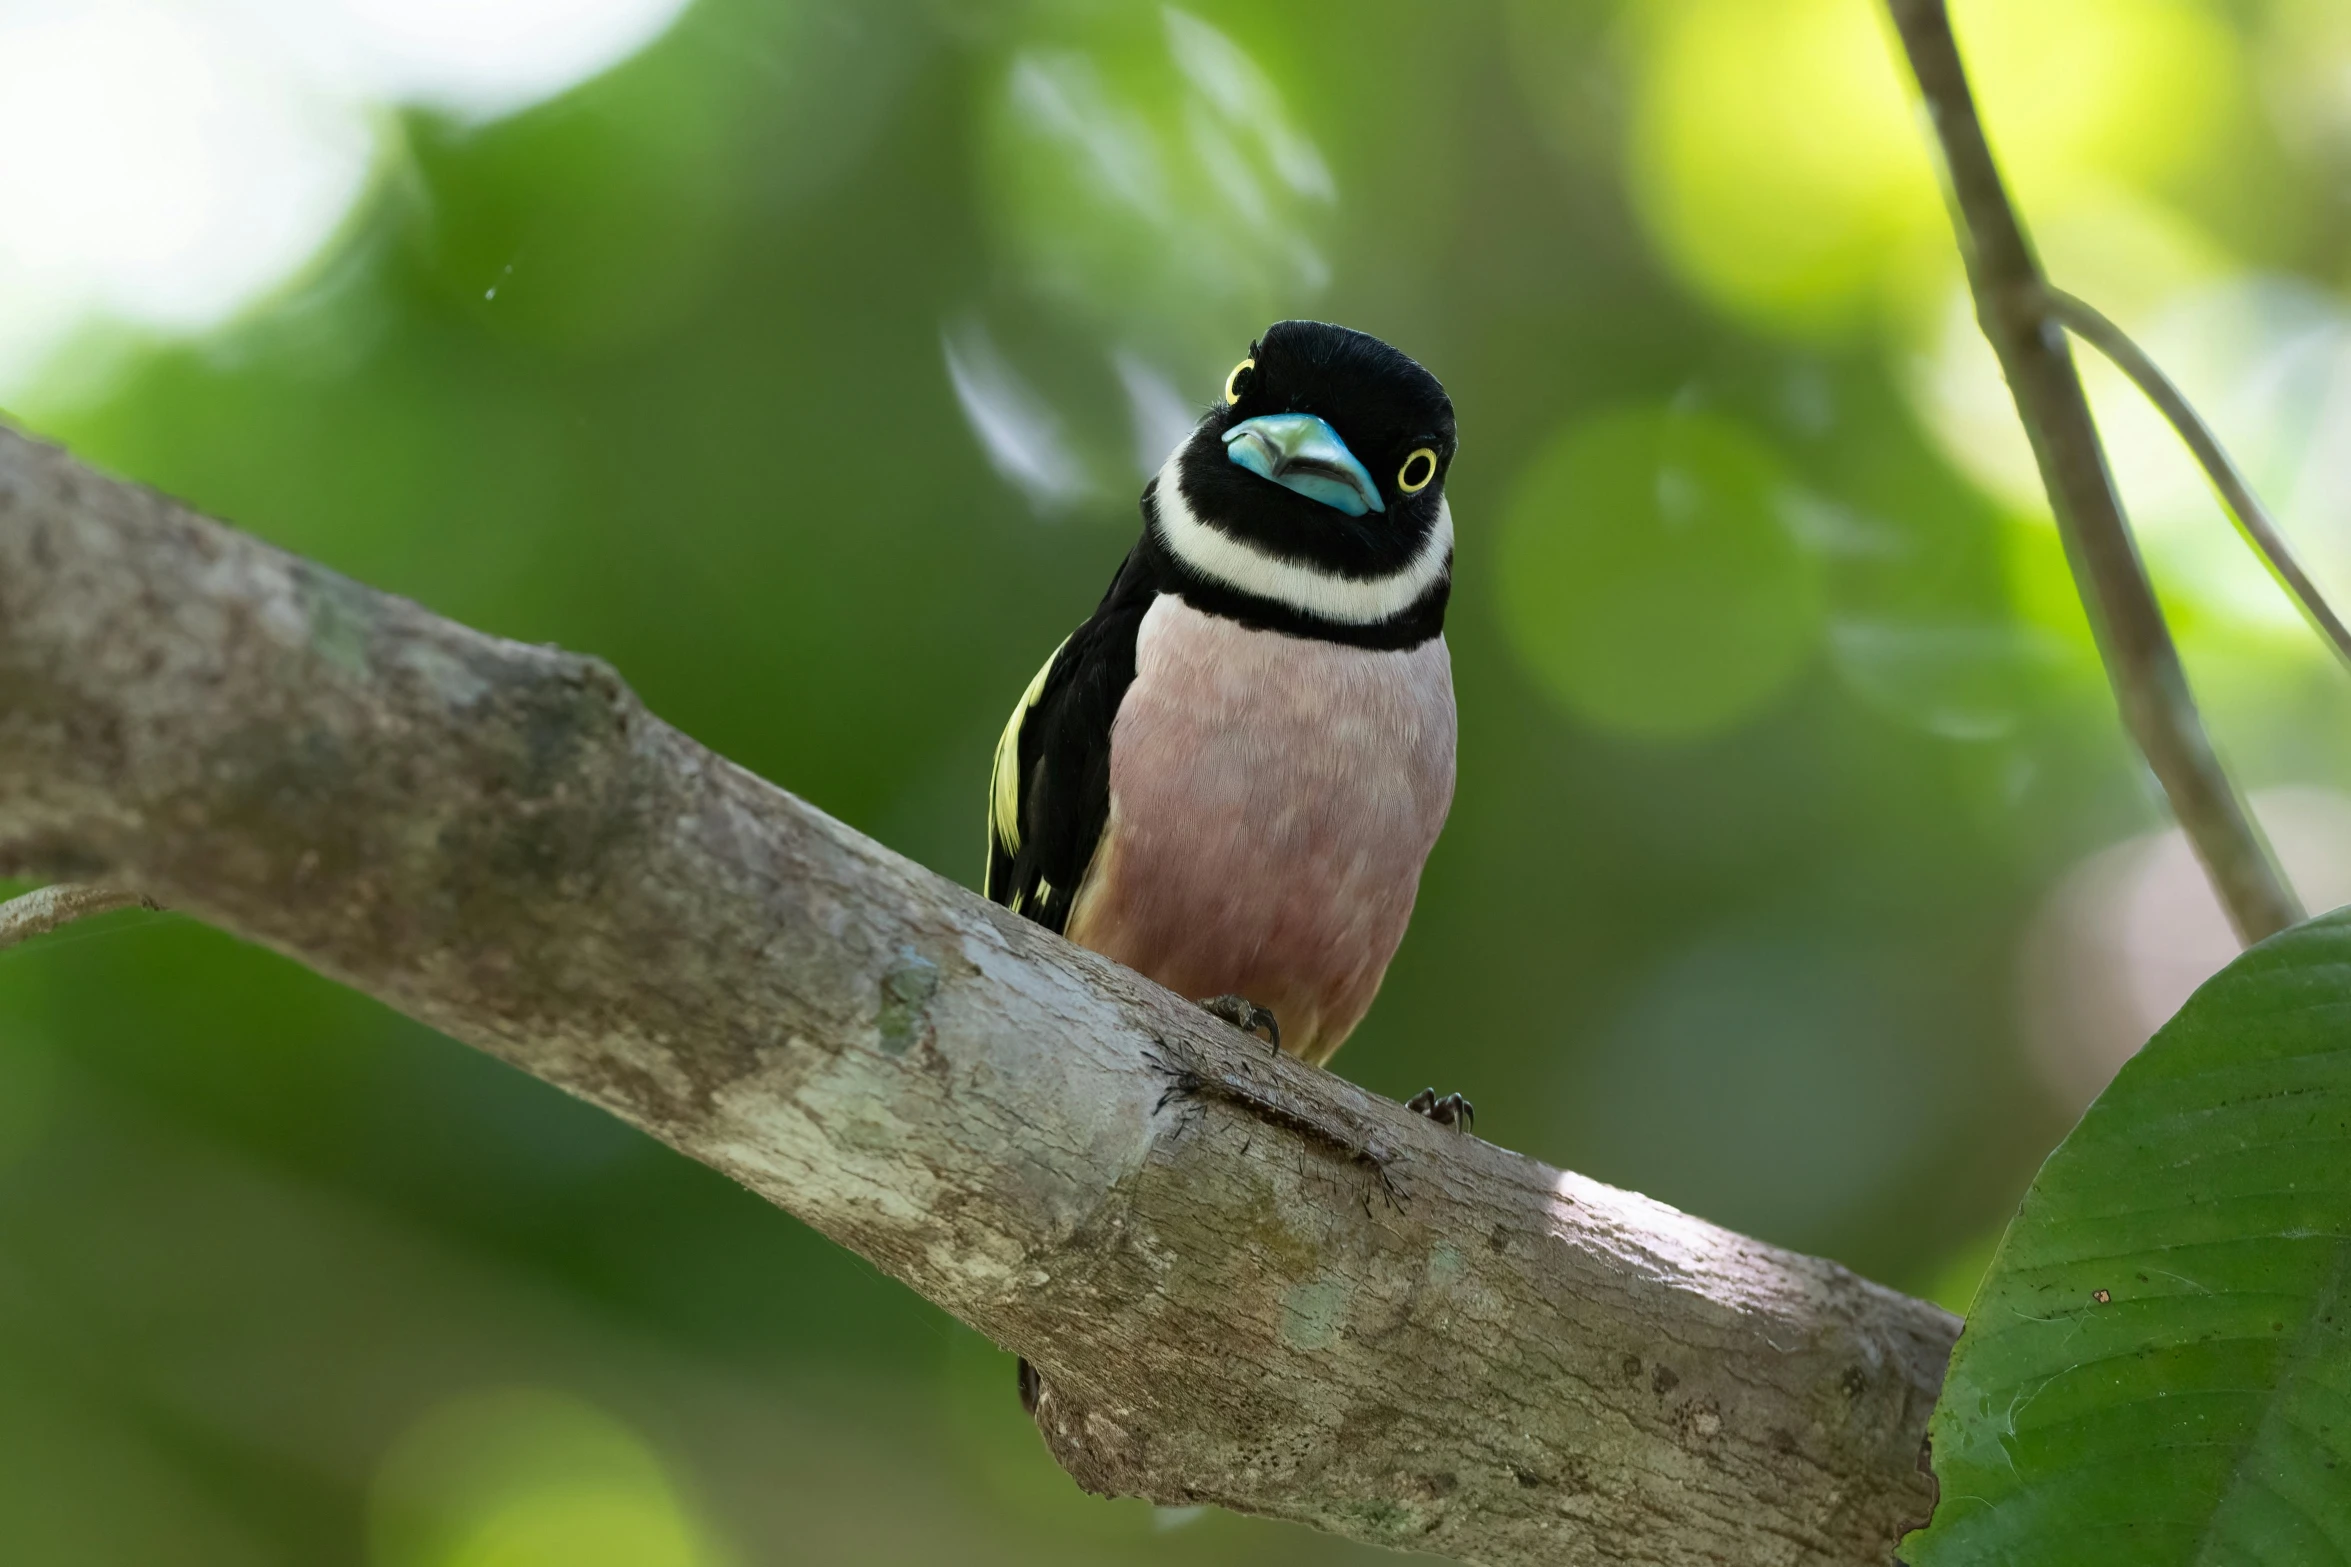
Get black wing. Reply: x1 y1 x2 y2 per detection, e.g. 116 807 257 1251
986 544 1160 934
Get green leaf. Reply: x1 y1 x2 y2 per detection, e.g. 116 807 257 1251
1907 909 2351 1565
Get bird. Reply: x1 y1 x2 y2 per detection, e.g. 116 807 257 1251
986 320 1465 1415
985 316 1468 1129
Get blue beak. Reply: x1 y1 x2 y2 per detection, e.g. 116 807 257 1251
1222 413 1385 516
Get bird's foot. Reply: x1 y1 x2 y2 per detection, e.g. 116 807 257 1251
1406 1087 1475 1135
1197 994 1280 1052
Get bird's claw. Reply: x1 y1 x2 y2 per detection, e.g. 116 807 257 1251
1198 994 1280 1052
1406 1087 1475 1134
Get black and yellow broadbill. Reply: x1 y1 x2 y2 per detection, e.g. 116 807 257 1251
984 323 1472 1415
986 318 1460 1063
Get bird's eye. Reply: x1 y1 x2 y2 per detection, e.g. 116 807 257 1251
1223 358 1255 405
1398 447 1438 493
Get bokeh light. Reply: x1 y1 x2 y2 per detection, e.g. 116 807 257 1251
2019 787 2351 1115
1498 405 1822 741
0 0 691 390
1921 265 2351 648
243 0 695 120
371 1389 729 1567
1906 192 2231 519
1623 0 1942 336
1621 0 2244 337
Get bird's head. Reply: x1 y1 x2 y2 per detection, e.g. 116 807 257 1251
1147 320 1455 644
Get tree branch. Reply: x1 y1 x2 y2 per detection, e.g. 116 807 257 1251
1883 0 2304 945
2046 288 2351 675
0 881 156 951
0 420 1954 1566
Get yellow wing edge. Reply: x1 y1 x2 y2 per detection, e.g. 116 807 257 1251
985 636 1068 905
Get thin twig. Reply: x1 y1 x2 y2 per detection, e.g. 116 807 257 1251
1882 0 2304 944
2047 288 2351 675
0 884 158 953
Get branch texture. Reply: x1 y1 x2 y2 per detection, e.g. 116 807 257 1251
1885 0 2303 945
0 881 155 951
0 422 1955 1567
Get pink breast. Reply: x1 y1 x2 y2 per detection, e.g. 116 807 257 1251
1064 596 1455 1063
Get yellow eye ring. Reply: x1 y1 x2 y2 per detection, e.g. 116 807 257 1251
1398 447 1438 493
1223 358 1255 405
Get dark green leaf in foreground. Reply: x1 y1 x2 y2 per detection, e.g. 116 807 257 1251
1907 909 2351 1565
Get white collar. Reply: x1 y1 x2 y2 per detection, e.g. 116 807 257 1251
1150 452 1452 626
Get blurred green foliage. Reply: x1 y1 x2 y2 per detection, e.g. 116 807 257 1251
5 0 2351 1561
